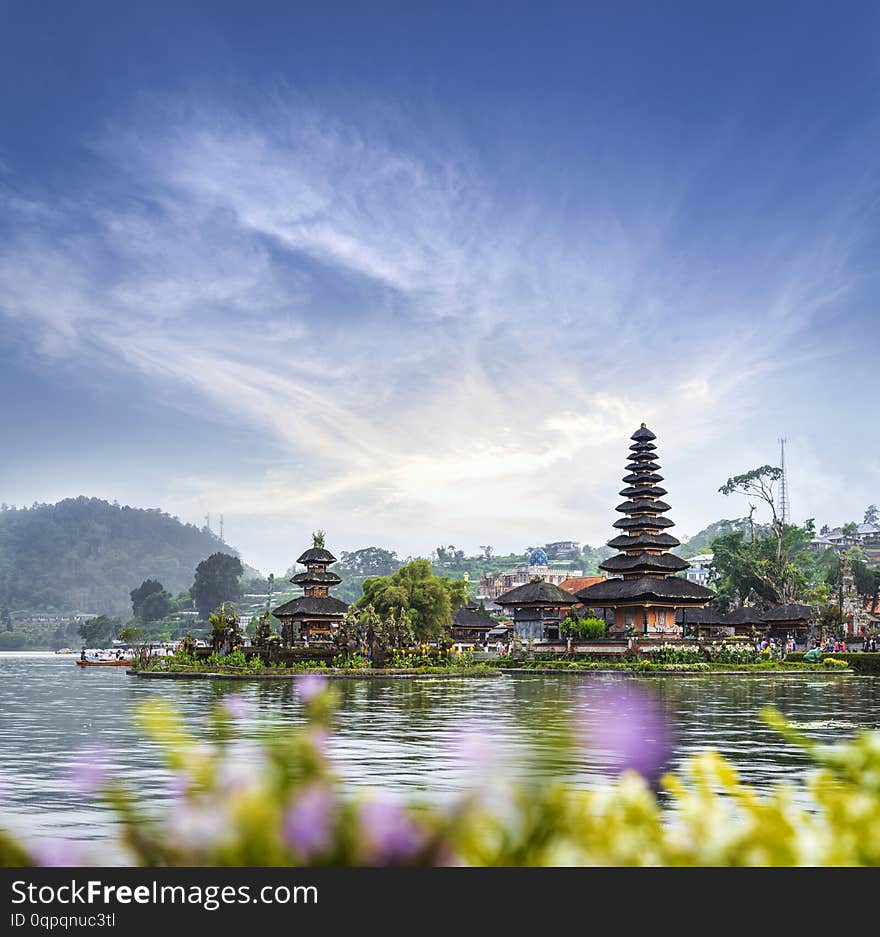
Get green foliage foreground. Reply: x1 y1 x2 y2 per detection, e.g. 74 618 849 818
3 681 880 867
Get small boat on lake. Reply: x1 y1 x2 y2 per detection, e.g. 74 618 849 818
76 649 134 667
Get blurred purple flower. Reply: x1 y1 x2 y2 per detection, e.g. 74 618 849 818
31 839 82 867
359 796 424 865
68 752 111 793
221 693 253 719
296 674 327 703
217 757 258 793
165 771 189 799
283 784 335 859
578 681 673 785
308 727 330 757
452 727 498 773
168 799 226 850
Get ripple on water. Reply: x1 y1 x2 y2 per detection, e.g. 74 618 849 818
0 653 878 856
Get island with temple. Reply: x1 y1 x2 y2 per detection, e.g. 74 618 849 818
126 424 857 679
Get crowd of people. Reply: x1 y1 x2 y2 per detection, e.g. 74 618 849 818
818 636 849 653
805 634 877 652
755 636 794 660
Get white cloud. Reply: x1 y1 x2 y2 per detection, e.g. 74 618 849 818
0 93 875 572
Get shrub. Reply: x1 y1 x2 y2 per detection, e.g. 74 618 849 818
580 617 607 639
788 652 880 675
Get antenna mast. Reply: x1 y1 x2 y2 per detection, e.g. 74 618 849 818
219 514 224 542
778 437 791 525
205 512 211 533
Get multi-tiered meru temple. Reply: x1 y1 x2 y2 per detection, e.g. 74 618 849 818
576 423 714 635
272 534 348 644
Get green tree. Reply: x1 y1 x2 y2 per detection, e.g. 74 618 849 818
0 631 27 650
357 559 468 640
77 615 121 646
865 504 879 525
719 466 785 564
717 466 823 605
119 626 145 645
334 547 402 604
710 520 819 606
171 589 192 610
130 579 164 618
138 590 173 623
191 553 243 621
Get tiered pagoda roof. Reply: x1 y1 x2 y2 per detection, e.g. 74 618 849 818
576 423 715 608
272 539 348 620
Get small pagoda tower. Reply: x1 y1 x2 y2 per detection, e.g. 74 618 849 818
272 532 348 644
576 423 714 635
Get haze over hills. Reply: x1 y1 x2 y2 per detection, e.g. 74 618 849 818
0 497 245 619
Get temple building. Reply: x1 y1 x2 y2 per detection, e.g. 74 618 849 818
576 423 715 634
450 603 495 643
495 578 578 642
272 533 349 644
759 603 814 641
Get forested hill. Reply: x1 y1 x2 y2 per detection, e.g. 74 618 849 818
0 498 242 618
677 517 771 558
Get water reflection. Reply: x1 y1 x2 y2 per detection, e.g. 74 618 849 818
1 652 878 858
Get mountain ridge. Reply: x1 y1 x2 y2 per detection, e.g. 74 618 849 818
0 496 246 618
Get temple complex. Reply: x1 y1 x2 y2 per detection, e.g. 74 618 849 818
272 533 349 644
576 423 714 635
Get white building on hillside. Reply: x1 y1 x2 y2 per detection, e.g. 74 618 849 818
684 553 714 588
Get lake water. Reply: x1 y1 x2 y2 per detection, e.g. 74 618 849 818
2 652 879 862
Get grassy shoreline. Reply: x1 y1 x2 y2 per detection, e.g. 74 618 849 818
127 660 855 679
128 664 503 680
500 665 854 676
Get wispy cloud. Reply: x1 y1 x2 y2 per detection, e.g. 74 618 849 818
0 93 874 568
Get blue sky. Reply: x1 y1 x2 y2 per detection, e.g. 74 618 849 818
1 2 878 574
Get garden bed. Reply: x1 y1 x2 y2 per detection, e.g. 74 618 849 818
500 662 853 676
128 665 503 680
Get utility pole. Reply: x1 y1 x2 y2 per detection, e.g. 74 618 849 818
778 437 791 525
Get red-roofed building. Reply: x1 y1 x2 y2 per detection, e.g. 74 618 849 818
559 576 606 595
559 576 615 622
